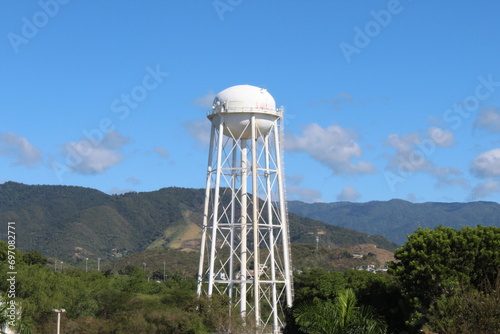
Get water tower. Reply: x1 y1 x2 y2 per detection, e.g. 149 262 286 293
196 85 293 333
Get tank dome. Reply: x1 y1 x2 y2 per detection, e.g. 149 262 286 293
208 85 281 139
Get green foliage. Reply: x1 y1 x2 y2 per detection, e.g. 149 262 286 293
4 183 500 333
0 182 397 263
342 271 412 333
192 294 247 333
390 225 500 330
21 250 47 266
112 248 201 280
293 268 346 305
0 243 251 333
0 303 9 334
0 183 208 260
390 225 500 307
426 278 500 334
120 267 152 294
294 288 387 334
289 269 411 334
0 240 22 263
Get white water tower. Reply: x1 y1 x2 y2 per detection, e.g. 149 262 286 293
196 85 293 333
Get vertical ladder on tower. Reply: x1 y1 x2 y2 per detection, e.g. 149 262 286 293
278 106 294 299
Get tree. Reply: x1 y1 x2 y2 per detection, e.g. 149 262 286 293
292 268 346 306
21 250 47 266
426 278 500 334
0 302 8 334
294 288 387 334
389 225 500 328
13 312 35 334
343 270 412 334
0 241 22 263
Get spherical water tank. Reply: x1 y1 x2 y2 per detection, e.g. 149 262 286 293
207 85 281 139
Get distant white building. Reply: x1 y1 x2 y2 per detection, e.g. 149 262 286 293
355 264 389 274
355 264 376 272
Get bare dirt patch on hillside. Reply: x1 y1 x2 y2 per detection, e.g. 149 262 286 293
348 244 395 265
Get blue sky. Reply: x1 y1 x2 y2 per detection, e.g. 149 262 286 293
1 0 500 203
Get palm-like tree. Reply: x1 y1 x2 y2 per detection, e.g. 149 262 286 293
0 303 10 334
294 288 387 334
0 303 34 334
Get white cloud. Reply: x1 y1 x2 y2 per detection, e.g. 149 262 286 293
426 126 455 147
126 177 141 185
285 173 323 202
386 127 455 175
61 131 129 174
154 146 169 158
286 173 304 186
101 131 129 149
431 166 469 189
193 90 216 108
474 107 500 132
385 129 462 190
336 186 361 201
470 148 500 178
185 119 212 146
469 179 500 200
386 132 421 154
286 123 375 175
287 185 323 203
0 132 42 167
385 132 432 172
407 193 418 202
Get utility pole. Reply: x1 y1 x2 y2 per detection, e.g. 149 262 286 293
52 309 65 334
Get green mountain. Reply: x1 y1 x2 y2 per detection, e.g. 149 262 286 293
0 182 396 261
288 199 500 245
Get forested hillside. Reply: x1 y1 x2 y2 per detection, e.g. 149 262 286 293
1 183 499 333
288 199 500 244
0 182 395 261
2 225 498 333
